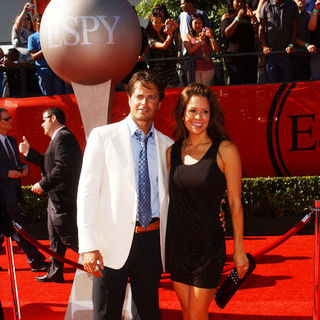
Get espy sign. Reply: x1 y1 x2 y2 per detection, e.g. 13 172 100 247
46 16 121 47
39 0 141 85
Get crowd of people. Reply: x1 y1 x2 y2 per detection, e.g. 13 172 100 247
0 2 72 97
143 0 320 85
1 0 320 98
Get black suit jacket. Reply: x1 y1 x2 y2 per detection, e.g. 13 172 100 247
0 185 14 237
0 135 26 206
26 127 83 214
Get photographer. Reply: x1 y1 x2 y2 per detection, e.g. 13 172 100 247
146 6 179 88
11 2 35 63
184 13 219 85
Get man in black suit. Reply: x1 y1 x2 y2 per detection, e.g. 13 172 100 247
0 108 49 273
19 107 83 283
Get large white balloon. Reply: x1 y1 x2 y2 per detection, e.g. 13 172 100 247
40 0 141 85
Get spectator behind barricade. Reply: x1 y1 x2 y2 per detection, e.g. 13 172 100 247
308 0 320 79
259 0 299 83
293 0 316 81
1 48 41 97
184 13 219 86
28 14 70 96
221 0 258 85
11 2 34 63
146 8 179 88
1 48 22 97
179 0 213 84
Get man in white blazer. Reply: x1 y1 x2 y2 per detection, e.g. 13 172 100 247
77 71 173 320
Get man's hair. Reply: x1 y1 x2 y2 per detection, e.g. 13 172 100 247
0 108 8 120
127 71 165 102
45 107 66 125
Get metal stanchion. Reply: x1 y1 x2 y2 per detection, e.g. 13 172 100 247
314 200 320 320
5 237 21 320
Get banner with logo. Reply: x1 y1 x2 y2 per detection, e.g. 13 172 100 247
1 81 319 181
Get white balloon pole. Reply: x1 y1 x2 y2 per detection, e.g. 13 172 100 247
71 80 114 137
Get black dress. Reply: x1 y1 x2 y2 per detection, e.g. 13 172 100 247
165 140 226 289
221 15 257 85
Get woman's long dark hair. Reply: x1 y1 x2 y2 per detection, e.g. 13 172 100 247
146 9 165 39
173 83 229 143
190 13 204 38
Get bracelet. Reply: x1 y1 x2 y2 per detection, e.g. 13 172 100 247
23 11 28 15
305 42 310 47
288 43 294 48
177 51 181 55
313 9 319 12
235 17 240 22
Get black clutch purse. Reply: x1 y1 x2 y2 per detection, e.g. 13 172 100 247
214 253 256 309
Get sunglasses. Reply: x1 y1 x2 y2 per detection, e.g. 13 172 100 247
42 115 52 122
1 116 11 122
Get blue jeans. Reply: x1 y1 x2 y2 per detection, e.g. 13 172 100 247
265 54 293 83
310 52 320 80
37 68 65 96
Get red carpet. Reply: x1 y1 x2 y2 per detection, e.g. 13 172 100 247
0 235 314 320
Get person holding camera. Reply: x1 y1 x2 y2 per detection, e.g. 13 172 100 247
146 7 179 88
0 108 49 273
11 2 34 63
221 0 258 85
184 13 219 86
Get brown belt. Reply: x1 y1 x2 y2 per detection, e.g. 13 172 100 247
135 220 160 233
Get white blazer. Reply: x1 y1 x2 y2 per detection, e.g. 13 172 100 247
77 118 173 270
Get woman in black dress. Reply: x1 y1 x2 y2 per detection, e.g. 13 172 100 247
165 83 248 319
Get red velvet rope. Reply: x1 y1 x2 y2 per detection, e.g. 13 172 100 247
13 223 85 271
14 211 313 275
222 211 313 273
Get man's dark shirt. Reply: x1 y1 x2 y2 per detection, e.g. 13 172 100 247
260 0 299 50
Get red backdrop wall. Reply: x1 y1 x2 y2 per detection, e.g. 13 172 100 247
1 81 319 185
